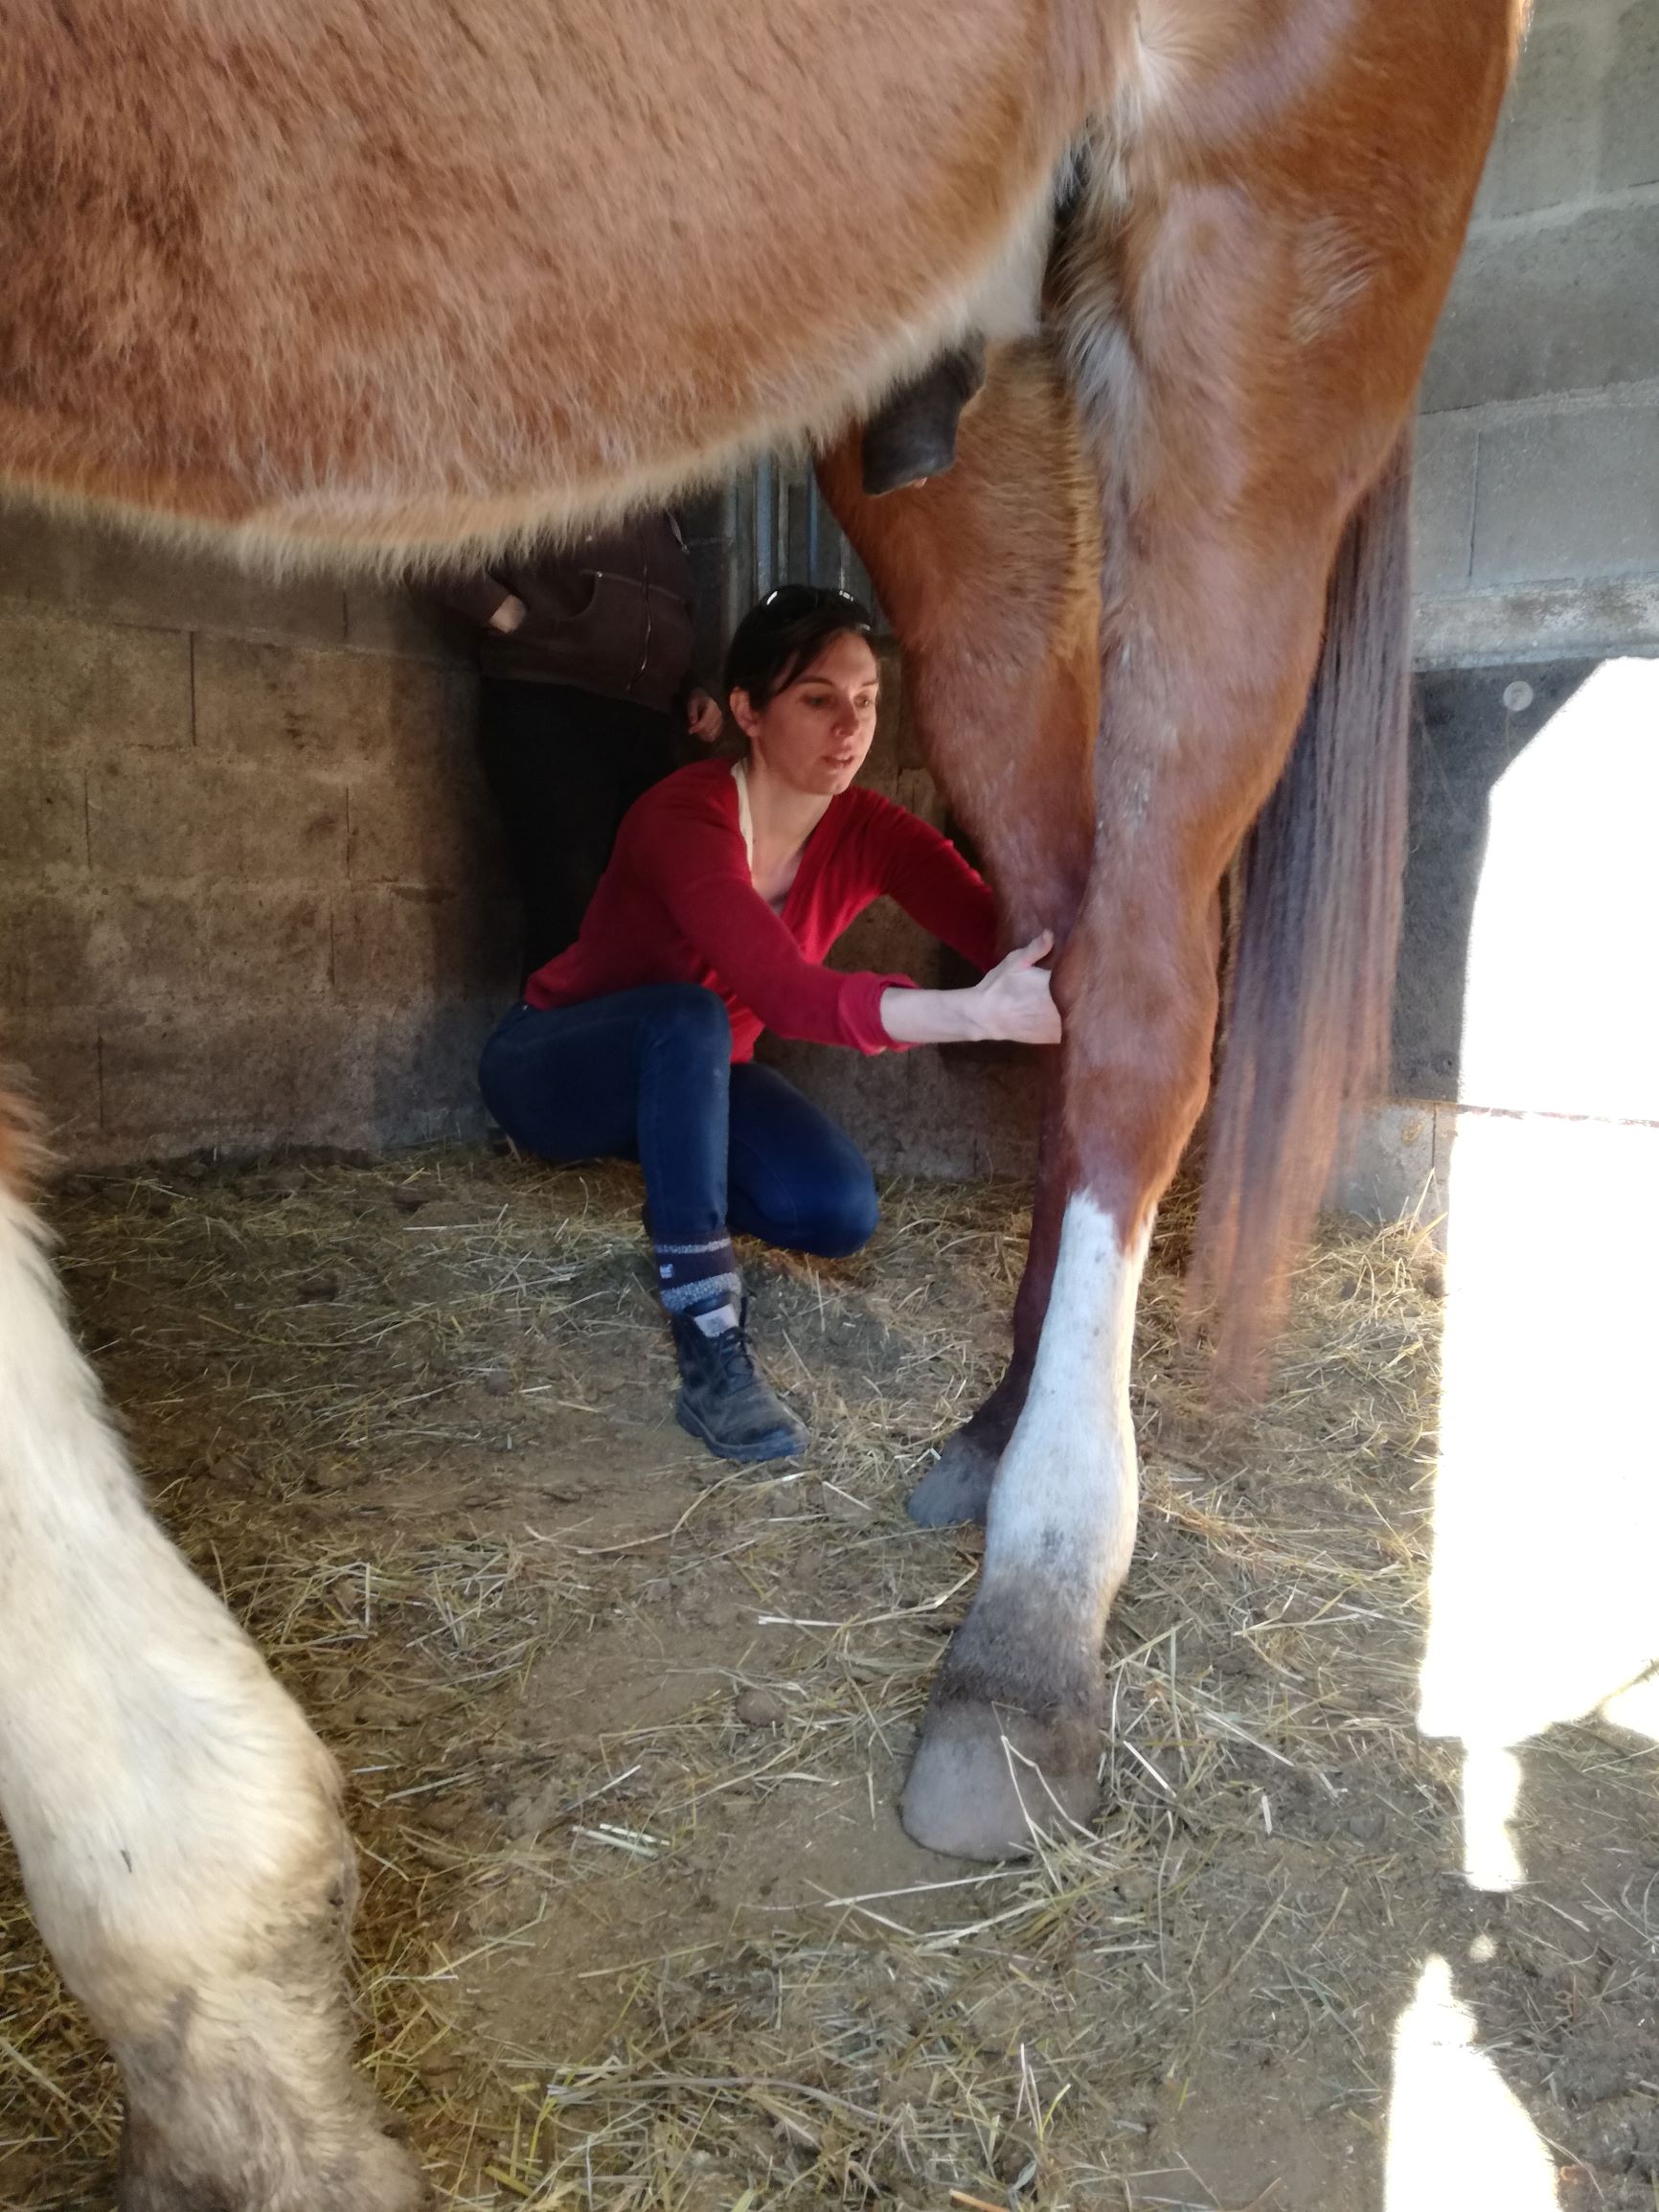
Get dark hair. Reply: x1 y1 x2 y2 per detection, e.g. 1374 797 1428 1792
721 585 875 711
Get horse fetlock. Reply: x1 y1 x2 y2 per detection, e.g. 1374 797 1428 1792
110 1873 425 2212
116 1992 427 2212
907 1427 1000 1527
901 1584 1104 1859
908 1370 1031 1528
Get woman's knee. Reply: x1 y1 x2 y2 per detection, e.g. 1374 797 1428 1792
648 985 732 1059
794 1165 880 1259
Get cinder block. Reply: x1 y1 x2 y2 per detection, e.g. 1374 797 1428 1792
1421 200 1659 411
86 754 349 883
1432 1105 1461 1203
345 755 508 890
1472 15 1597 221
1413 575 1659 666
759 1037 1041 1182
1326 1102 1441 1226
330 883 517 1004
1472 402 1659 583
193 633 472 765
0 900 26 1012
93 995 497 1158
15 883 333 1012
0 607 191 753
1601 0 1659 189
358 999 501 1139
0 888 98 1010
0 760 86 870
0 508 347 646
99 1002 371 1152
1412 414 1478 592
344 584 477 667
0 1007 103 1157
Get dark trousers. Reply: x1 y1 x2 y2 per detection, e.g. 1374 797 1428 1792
479 987 880 1259
478 677 679 979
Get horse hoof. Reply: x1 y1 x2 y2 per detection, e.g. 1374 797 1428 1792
119 2125 428 2212
117 2041 430 2212
906 1428 1000 1527
899 1692 1101 1860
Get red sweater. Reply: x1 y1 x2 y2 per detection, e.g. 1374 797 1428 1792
525 759 1000 1060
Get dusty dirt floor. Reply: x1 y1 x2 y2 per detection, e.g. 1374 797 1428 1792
2 1149 1656 2211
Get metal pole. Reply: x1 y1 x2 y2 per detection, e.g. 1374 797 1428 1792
806 473 822 582
753 454 777 598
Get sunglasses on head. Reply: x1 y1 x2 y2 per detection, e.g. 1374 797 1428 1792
756 583 874 629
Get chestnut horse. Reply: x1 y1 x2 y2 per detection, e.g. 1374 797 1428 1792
0 1 1520 2204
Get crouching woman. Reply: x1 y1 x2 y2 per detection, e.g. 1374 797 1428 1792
480 585 1060 1463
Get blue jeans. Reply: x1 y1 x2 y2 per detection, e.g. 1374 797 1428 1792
479 988 880 1258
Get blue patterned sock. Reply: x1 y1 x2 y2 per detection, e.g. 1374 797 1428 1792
654 1234 740 1316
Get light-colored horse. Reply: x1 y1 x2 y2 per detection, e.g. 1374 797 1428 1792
0 1 1522 2203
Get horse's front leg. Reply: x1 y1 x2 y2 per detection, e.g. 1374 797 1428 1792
898 807 1231 1855
896 0 1511 1857
820 336 1100 1530
892 399 1361 1859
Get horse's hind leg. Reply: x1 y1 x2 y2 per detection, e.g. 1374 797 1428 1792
898 1 1514 1859
0 1102 425 2211
819 335 1100 1525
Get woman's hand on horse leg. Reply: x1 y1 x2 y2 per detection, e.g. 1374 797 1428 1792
878 933 1061 1047
971 931 1062 1045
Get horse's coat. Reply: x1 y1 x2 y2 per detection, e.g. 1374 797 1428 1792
0 0 1522 2200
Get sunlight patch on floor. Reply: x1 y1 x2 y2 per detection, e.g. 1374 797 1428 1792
1386 1955 1560 2211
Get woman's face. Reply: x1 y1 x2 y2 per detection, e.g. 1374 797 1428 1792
732 630 880 799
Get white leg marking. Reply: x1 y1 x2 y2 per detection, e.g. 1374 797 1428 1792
0 1179 343 2041
983 1193 1148 1624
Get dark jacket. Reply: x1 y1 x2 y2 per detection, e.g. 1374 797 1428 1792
441 513 699 715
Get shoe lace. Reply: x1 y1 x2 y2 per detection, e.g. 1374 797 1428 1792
709 1324 759 1389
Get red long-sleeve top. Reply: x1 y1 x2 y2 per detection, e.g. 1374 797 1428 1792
525 758 1000 1060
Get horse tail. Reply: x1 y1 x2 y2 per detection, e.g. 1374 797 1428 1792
1193 422 1415 1380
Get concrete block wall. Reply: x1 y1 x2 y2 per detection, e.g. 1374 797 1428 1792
0 509 520 1164
1351 0 1659 1223
1411 0 1659 668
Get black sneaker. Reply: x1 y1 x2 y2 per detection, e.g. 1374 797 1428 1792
670 1299 807 1463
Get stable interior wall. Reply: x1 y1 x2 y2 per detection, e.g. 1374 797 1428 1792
0 513 517 1165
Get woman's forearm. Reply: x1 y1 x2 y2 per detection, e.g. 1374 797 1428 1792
878 986 989 1046
879 934 1062 1050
